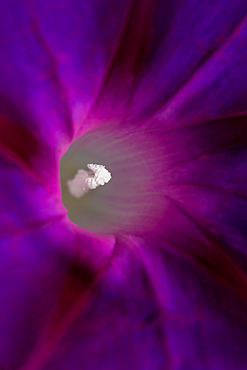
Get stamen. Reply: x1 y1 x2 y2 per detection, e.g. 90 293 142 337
67 164 112 198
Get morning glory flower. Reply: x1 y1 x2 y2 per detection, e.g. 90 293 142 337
1 0 247 369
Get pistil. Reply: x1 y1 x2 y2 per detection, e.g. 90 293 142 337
67 164 112 198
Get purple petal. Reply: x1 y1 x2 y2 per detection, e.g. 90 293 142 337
129 0 247 124
0 211 115 369
0 115 58 186
0 152 64 236
5 236 246 370
0 0 130 146
1 0 247 369
84 0 247 127
155 15 247 127
0 222 73 369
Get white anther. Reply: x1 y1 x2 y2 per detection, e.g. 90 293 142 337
67 164 112 198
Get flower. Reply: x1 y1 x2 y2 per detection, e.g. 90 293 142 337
1 0 247 369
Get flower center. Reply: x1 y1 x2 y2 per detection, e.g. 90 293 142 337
67 164 112 198
60 125 166 236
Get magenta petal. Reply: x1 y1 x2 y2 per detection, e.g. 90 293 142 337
5 236 246 370
163 116 247 256
136 240 247 370
1 0 247 369
0 222 73 369
0 0 131 145
128 0 247 123
0 220 115 369
0 115 59 187
0 153 65 237
155 15 247 127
